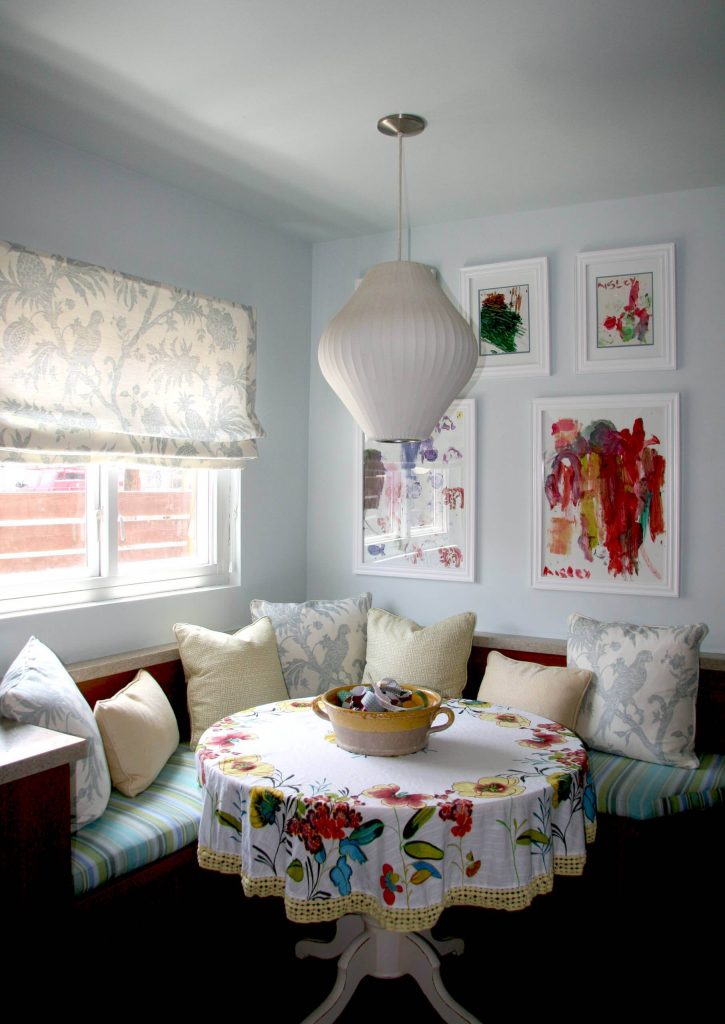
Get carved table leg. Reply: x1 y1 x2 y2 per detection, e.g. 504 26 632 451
299 916 479 1024
296 914 365 960
417 928 465 958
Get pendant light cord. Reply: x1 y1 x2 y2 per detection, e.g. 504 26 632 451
397 131 403 261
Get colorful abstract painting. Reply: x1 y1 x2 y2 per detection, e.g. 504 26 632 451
533 395 679 595
576 244 675 373
596 273 653 348
354 399 475 581
479 284 530 356
461 258 549 378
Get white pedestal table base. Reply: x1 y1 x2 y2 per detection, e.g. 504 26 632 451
296 914 478 1024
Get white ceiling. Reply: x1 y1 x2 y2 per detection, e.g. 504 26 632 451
1 0 723 242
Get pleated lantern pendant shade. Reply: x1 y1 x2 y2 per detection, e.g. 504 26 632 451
318 261 478 442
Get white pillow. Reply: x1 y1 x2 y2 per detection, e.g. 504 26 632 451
477 651 592 730
0 636 111 830
250 594 372 698
94 669 180 797
175 617 289 747
363 608 476 700
568 613 709 767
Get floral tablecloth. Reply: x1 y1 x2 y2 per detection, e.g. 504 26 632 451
196 698 597 932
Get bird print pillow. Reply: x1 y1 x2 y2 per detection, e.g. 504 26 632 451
250 594 372 698
567 614 708 767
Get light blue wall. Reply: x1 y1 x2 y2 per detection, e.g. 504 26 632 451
308 187 725 651
0 119 311 668
2 121 722 666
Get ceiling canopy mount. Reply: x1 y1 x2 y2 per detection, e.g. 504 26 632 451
376 113 427 138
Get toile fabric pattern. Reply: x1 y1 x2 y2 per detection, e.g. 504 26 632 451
250 594 372 698
567 613 709 768
0 239 263 467
0 635 111 829
196 696 596 931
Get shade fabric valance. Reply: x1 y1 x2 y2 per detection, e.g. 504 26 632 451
0 240 264 468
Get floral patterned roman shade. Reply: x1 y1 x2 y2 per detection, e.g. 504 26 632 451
0 240 264 467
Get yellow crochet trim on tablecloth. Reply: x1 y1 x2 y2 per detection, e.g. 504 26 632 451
198 845 593 932
198 847 242 875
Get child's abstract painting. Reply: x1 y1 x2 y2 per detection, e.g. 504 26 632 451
576 244 675 372
479 284 530 356
355 399 475 581
533 395 679 595
596 273 653 348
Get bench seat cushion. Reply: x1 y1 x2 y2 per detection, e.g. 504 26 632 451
71 745 200 896
590 749 725 821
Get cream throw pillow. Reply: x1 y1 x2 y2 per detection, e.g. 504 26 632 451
477 651 592 730
94 669 180 797
363 608 476 700
175 617 289 747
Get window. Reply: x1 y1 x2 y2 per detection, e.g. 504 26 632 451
0 463 238 614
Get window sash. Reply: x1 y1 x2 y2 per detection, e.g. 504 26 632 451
0 466 237 615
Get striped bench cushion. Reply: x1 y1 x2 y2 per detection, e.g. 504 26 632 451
71 745 200 896
590 749 725 821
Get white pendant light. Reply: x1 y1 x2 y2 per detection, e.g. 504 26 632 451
318 114 478 442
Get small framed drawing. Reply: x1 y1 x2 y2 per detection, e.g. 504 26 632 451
532 393 679 596
460 257 549 378
354 399 475 581
576 243 676 373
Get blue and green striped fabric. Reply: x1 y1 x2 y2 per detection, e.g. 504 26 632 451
589 749 725 820
71 745 201 896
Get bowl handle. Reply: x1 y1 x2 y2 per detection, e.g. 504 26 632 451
312 695 330 721
429 706 455 733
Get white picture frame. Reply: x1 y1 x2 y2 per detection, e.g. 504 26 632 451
575 243 676 373
460 257 550 378
354 399 476 581
532 393 679 596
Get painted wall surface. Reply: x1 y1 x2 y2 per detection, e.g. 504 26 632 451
308 187 725 651
0 119 311 670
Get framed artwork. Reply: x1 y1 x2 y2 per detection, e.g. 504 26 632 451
532 393 679 596
460 257 549 378
354 399 476 581
576 243 676 373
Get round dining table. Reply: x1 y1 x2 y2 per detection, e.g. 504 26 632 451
196 696 596 1023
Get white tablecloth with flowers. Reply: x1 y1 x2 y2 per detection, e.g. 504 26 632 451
196 697 597 932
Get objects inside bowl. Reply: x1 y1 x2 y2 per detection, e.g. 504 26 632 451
334 684 431 712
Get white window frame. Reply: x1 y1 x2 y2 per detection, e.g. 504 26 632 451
0 466 240 616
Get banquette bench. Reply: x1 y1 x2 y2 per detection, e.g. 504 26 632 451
64 633 724 916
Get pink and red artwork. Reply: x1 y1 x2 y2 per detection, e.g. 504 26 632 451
534 395 679 595
596 273 653 348
355 399 475 581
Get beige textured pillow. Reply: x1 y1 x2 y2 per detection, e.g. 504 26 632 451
175 617 289 747
477 651 592 730
94 669 180 797
363 608 476 700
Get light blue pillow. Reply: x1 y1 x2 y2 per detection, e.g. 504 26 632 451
568 614 708 768
250 594 372 698
0 637 111 829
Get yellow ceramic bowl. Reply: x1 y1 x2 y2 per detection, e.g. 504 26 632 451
312 684 455 756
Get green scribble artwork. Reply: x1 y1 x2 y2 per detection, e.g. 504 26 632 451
479 285 530 356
